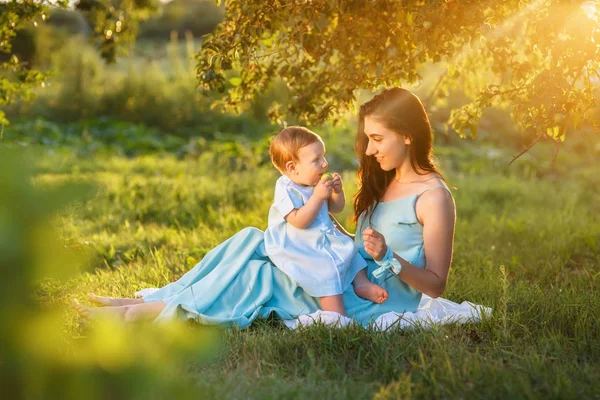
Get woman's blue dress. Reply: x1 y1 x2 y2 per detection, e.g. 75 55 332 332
143 189 446 327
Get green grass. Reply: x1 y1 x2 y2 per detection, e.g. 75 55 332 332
11 123 600 398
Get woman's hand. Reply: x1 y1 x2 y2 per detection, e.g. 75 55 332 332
362 227 387 261
331 173 343 194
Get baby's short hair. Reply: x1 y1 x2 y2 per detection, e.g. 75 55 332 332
269 126 324 173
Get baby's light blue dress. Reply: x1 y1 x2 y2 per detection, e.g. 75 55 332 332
264 175 366 297
143 186 451 327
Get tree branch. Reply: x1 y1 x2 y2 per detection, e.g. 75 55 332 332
508 133 543 166
424 68 448 105
491 86 529 97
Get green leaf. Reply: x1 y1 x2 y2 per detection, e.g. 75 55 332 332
469 124 478 139
229 77 242 87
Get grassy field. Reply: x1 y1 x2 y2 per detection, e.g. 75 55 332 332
5 121 600 399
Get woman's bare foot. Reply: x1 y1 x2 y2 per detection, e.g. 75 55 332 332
71 299 127 321
72 299 165 322
87 293 143 307
354 282 389 304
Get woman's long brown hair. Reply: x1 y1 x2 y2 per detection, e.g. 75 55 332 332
353 88 446 224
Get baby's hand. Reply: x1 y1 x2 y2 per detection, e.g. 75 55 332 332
331 173 343 194
314 177 332 200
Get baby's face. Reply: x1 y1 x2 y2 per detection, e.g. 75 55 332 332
289 141 329 186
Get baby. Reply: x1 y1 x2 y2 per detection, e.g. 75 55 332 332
264 126 388 316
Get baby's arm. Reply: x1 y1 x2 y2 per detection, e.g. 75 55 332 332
328 173 345 214
285 196 325 229
285 178 332 229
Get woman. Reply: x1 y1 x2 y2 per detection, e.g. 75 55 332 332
73 88 456 327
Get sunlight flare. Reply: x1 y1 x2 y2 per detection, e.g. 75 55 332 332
582 1 600 22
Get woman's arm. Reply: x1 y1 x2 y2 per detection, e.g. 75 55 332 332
330 213 355 239
410 188 455 297
362 188 455 298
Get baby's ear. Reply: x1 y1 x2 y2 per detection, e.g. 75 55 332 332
285 160 296 174
404 136 412 146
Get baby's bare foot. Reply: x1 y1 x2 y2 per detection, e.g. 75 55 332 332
71 299 127 321
354 282 388 304
87 293 142 307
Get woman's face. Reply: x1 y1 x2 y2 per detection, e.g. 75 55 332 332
363 116 411 171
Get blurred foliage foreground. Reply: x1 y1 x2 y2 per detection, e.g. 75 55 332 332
0 149 220 399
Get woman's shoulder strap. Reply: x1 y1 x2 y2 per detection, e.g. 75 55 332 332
417 182 453 198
